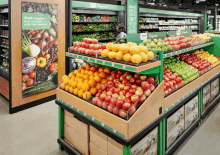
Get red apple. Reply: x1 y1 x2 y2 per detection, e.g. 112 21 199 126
112 93 119 99
130 78 135 84
107 91 113 96
122 102 131 111
136 79 142 85
85 44 90 49
139 94 147 102
126 74 132 81
88 49 94 55
101 44 106 49
99 94 106 101
116 74 121 79
147 77 155 84
117 70 123 75
110 98 117 106
93 50 101 56
107 104 113 112
102 90 107 94
81 42 86 48
131 85 137 89
124 98 131 104
124 86 130 92
87 39 92 44
134 74 140 79
81 48 86 54
119 109 127 118
140 75 147 81
129 106 136 115
113 107 119 115
119 84 125 90
92 97 99 105
85 49 89 55
83 38 88 43
69 46 74 52
105 96 111 103
135 89 144 97
131 95 139 103
149 84 155 92
129 88 136 94
95 93 101 97
100 84 107 90
116 99 124 108
89 44 95 49
114 88 120 94
92 39 98 44
102 102 108 109
145 89 151 97
119 90 126 96
94 44 101 50
141 81 150 90
97 100 103 107
74 47 78 52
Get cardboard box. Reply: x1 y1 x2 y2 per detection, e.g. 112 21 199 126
167 120 185 149
131 127 158 155
90 126 108 153
145 145 158 155
203 94 211 110
108 137 123 155
185 108 198 130
203 84 210 97
211 78 219 91
64 124 89 155
167 106 184 133
185 95 198 117
90 142 107 155
64 110 89 141
211 88 219 102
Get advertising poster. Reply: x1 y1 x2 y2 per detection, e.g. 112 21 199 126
21 2 58 98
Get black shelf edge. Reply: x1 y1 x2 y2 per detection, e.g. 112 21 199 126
0 4 8 8
202 95 220 119
98 38 116 42
0 25 8 27
72 21 117 24
165 118 201 155
0 45 9 49
72 29 116 34
0 35 9 38
57 138 82 155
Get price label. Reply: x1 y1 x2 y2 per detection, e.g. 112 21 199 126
140 33 147 40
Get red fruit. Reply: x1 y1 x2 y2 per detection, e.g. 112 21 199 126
169 81 173 87
140 75 147 81
85 49 89 54
139 94 147 102
112 93 119 99
94 44 101 50
93 50 101 56
129 88 136 94
116 74 121 79
149 84 155 92
165 82 171 89
110 98 117 106
116 99 124 108
100 84 107 90
136 79 142 85
131 95 139 103
117 70 123 75
22 74 30 83
119 110 127 118
113 107 119 115
131 84 137 89
141 81 150 90
107 91 113 96
114 88 120 94
122 80 128 85
172 80 177 85
129 106 136 115
69 46 75 52
87 39 92 44
124 86 130 92
92 97 99 105
134 74 140 79
81 48 86 54
101 44 106 49
102 102 108 109
145 89 151 97
92 39 98 44
122 102 131 111
97 100 103 107
95 93 101 97
126 74 132 81
124 98 131 104
83 38 88 43
107 104 113 112
102 90 107 94
88 49 94 55
111 71 117 76
105 96 111 103
99 94 106 101
130 78 135 84
126 92 133 99
119 84 125 90
85 44 90 49
81 42 86 48
119 90 126 96
164 85 167 90
74 47 78 52
135 89 144 97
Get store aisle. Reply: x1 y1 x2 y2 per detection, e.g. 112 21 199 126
0 96 67 155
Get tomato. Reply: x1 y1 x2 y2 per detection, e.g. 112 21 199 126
29 71 36 79
49 62 58 72
26 79 34 86
22 83 27 91
22 74 30 83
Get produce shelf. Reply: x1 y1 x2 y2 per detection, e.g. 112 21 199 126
163 42 214 58
66 52 161 73
0 35 8 38
165 118 201 155
0 45 9 49
72 29 116 33
202 94 220 119
72 21 117 24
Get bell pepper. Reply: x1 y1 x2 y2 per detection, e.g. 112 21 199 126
37 57 47 67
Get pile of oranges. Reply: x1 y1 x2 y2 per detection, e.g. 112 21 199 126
60 64 111 100
101 42 155 64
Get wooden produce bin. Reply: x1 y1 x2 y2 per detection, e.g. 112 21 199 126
57 81 164 140
0 76 9 100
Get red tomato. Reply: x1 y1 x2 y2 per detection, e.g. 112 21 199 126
22 74 30 83
49 62 58 72
22 83 27 91
26 79 34 86
29 71 36 79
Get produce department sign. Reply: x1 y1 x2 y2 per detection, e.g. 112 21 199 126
21 2 58 98
127 0 138 34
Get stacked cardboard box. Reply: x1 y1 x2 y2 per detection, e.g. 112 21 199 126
203 84 211 111
211 78 219 102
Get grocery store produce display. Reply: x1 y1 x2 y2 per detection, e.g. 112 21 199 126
142 38 173 52
195 49 219 65
60 64 157 119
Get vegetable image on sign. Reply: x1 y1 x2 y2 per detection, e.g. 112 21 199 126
21 2 58 98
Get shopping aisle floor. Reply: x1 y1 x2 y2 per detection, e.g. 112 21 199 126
0 95 220 155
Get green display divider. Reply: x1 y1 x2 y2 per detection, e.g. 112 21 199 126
140 8 204 17
168 30 192 37
0 0 8 5
205 37 220 56
127 0 138 34
72 0 125 11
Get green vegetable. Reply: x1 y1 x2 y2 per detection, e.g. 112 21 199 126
110 16 117 22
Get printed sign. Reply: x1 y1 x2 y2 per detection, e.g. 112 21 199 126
140 33 147 40
168 30 192 37
127 0 138 34
21 2 58 98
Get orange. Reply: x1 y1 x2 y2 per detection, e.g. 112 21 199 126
64 78 70 85
119 45 130 54
90 87 97 95
85 70 89 74
65 85 70 92
104 68 111 74
75 77 79 81
68 72 74 79
94 75 101 83
88 71 94 75
112 44 120 52
101 79 108 84
90 66 97 72
79 66 86 70
101 49 110 58
78 90 84 98
96 83 101 90
83 74 89 79
71 76 75 81
68 79 74 86
62 75 68 82
60 83 65 89
84 64 91 68
74 70 80 74
81 70 85 75
77 78 84 83
131 54 142 64
89 75 94 80
98 67 104 72
69 87 73 94
83 91 92 100
123 53 132 62
77 82 83 90
73 88 79 95
139 52 148 62
108 52 117 59
94 65 100 69
147 52 154 60
71 81 77 88
94 72 99 76
106 43 114 51
99 72 107 79
115 51 124 61
82 83 90 92
84 79 89 83
88 79 96 88
130 46 140 54
76 73 81 77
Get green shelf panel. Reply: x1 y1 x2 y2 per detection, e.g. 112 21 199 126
163 42 214 58
56 98 126 139
138 66 160 74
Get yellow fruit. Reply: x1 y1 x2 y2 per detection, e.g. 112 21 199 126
71 81 77 88
82 83 90 92
123 53 132 62
84 79 89 83
62 75 68 82
127 42 134 47
115 51 124 61
119 45 130 54
112 44 120 52
69 72 74 78
139 52 148 62
108 52 117 59
77 82 83 89
130 46 140 54
138 46 148 53
88 79 96 88
94 75 101 83
69 87 73 94
74 70 80 74
131 54 142 64
83 91 92 100
90 87 97 95
147 52 154 60
101 49 110 58
65 85 70 92
64 78 70 85
106 43 114 51
73 88 79 95
78 90 84 98
83 74 89 79
131 43 137 46
60 83 65 90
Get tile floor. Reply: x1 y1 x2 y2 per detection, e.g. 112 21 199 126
0 95 220 155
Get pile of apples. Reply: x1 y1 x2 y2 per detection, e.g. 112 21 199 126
69 38 106 56
92 71 156 119
164 35 190 51
177 52 211 73
163 67 184 97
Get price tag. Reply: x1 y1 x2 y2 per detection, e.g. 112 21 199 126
140 33 147 40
